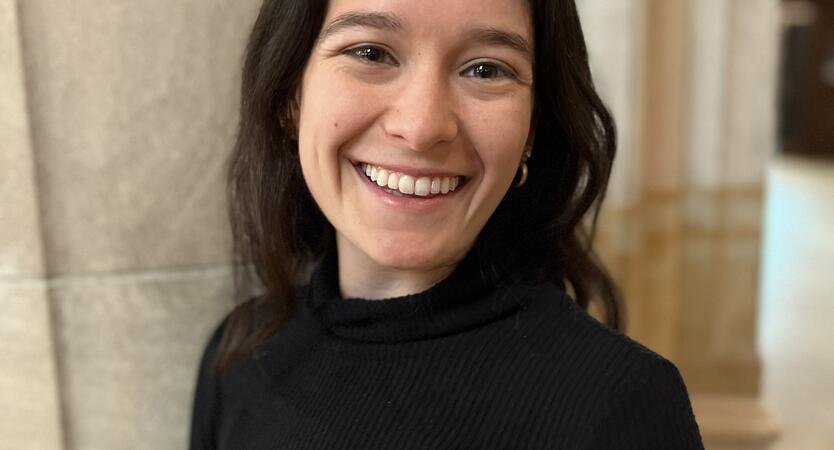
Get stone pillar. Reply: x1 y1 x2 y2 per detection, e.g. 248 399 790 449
579 0 781 448
5 1 261 448
680 0 781 447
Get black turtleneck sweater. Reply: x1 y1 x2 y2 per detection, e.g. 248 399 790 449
189 249 704 449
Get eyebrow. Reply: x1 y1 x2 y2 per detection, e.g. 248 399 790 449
317 11 534 63
464 27 534 63
317 11 404 44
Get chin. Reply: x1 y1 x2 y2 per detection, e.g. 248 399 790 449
367 241 459 272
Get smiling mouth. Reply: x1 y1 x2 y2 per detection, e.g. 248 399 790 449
352 161 467 198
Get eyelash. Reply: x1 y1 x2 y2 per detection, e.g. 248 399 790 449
341 45 517 81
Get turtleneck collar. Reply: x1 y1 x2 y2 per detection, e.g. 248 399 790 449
303 244 530 343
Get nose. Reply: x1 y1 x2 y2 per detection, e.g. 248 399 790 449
381 71 459 152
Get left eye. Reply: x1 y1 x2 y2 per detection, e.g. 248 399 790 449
343 46 398 65
461 63 516 81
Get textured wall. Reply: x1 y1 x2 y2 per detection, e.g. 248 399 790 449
2 1 261 449
17 1 248 274
0 1 63 449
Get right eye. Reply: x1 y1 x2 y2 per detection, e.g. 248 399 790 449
342 45 398 66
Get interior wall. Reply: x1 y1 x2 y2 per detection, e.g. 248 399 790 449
2 1 261 449
0 1 63 448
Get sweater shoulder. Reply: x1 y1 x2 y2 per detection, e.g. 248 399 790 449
509 282 687 396
502 283 701 445
516 282 657 350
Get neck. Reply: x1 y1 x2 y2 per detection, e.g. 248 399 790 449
335 235 459 300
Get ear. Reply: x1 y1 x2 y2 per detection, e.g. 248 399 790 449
289 87 301 130
283 87 302 139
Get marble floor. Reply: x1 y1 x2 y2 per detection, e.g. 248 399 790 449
758 155 834 450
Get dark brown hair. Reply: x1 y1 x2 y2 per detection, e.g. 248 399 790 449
217 0 621 372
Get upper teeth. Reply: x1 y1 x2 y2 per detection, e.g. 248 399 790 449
362 163 460 197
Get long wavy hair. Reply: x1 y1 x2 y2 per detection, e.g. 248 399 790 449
216 0 622 372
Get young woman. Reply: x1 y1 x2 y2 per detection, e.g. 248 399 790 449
190 0 704 448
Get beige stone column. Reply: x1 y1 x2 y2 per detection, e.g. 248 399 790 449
1 1 64 448
580 0 781 448
5 1 261 448
679 1 781 447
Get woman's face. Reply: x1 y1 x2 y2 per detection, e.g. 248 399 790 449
296 0 535 273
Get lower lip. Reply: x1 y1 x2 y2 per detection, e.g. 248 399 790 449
352 163 463 212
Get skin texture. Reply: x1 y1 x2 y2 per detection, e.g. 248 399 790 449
296 0 535 299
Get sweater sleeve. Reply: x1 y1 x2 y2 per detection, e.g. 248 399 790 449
189 322 225 450
588 357 705 450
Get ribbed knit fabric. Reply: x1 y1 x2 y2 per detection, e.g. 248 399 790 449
190 248 704 449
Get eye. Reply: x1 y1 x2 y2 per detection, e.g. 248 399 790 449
342 45 398 66
461 62 517 81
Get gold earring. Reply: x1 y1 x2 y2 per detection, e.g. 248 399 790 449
514 145 533 188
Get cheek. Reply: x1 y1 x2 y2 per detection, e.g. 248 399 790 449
470 110 531 183
466 87 531 148
296 71 385 214
299 72 384 159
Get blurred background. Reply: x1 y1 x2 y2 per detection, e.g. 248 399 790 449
0 0 831 449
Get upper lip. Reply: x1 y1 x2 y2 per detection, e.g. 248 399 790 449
352 159 467 179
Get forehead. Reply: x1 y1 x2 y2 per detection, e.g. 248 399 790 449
321 0 533 43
